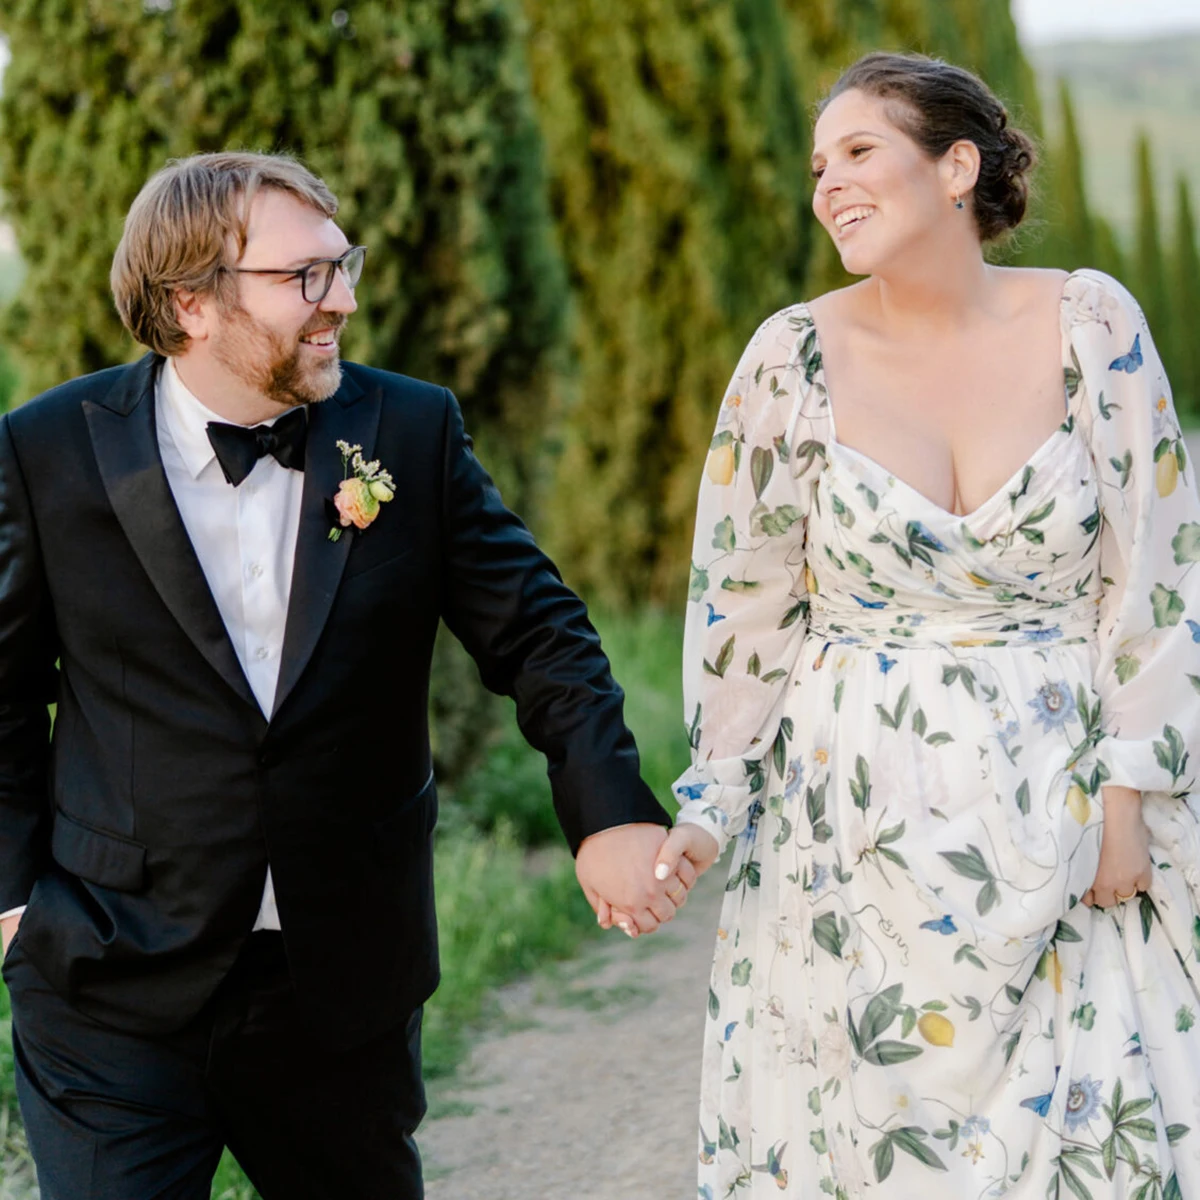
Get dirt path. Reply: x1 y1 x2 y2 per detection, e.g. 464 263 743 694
420 868 725 1199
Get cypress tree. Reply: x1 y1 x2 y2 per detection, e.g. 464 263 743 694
1132 132 1178 386
1171 177 1200 419
524 0 814 605
1046 79 1094 269
0 1 571 782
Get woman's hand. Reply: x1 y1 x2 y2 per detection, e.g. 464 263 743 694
1083 785 1153 908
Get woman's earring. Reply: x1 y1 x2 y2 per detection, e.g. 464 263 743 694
953 194 965 210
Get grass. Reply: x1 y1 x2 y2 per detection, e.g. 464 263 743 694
0 606 688 1198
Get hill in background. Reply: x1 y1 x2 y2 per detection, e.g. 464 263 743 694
1028 33 1200 243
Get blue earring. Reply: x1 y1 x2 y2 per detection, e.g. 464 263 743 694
954 195 965 210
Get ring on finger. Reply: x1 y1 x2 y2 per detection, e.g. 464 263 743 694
667 885 686 901
1114 888 1139 903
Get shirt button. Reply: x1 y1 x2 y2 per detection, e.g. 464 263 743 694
249 562 264 579
254 646 270 661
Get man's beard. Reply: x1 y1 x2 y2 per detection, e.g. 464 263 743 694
212 300 346 407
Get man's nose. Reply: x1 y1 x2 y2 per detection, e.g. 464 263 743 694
321 268 358 315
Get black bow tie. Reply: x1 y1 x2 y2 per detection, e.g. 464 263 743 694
206 406 308 487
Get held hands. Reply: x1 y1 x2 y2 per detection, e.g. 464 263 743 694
1082 786 1153 909
576 821 719 938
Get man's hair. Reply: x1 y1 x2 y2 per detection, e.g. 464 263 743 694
111 151 339 356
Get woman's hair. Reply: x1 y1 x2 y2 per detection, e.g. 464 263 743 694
819 52 1037 242
111 151 339 355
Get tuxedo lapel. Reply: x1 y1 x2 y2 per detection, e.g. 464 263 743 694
272 371 377 719
84 355 263 718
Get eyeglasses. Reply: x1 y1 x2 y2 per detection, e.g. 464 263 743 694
231 244 367 304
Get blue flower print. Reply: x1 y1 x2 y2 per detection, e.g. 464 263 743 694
738 799 764 842
1028 681 1078 733
783 756 806 799
811 864 830 896
1023 625 1062 643
1063 1076 1103 1131
960 1115 991 1139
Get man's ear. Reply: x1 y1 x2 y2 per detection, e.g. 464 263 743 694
173 288 211 342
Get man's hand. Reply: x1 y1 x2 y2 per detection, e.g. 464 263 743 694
1 912 20 958
1083 786 1153 908
576 823 696 937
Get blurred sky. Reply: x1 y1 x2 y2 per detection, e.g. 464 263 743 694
1012 0 1200 44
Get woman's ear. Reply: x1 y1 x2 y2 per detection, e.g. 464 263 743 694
943 138 981 202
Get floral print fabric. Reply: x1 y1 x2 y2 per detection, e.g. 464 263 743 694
674 271 1200 1198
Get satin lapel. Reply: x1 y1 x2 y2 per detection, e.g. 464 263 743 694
272 372 377 719
84 356 262 718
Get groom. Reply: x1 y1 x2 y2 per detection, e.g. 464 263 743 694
0 151 688 1199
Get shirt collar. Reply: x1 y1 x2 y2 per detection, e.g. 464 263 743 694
158 358 297 481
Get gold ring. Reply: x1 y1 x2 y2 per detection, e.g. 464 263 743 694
667 886 686 901
1114 889 1138 903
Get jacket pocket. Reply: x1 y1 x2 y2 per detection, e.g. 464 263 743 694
51 809 147 892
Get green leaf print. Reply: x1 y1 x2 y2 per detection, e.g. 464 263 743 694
720 576 761 593
1173 522 1200 564
1016 779 1031 815
750 445 774 500
719 1116 740 1152
1073 1001 1097 1030
760 505 803 537
1109 450 1133 489
862 1041 924 1066
794 439 826 475
806 782 833 843
876 685 910 730
1176 1005 1195 1032
849 755 872 811
772 433 790 462
1139 892 1161 943
708 988 720 1019
872 1137 896 1183
846 550 873 576
856 482 879 511
747 651 761 677
912 708 928 737
1151 583 1185 628
731 958 752 986
688 563 709 601
1065 347 1084 397
703 634 735 678
890 1127 947 1172
1153 725 1189 783
1115 654 1141 684
831 494 855 529
778 602 805 629
858 983 904 1045
712 515 736 553
761 667 787 684
1189 674 1200 697
924 732 954 747
812 912 843 959
687 703 701 751
940 844 993 882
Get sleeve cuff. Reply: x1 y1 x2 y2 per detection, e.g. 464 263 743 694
673 796 737 860
0 906 26 921
1096 735 1177 794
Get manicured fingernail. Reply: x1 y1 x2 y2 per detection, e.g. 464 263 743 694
618 922 633 937
654 863 670 880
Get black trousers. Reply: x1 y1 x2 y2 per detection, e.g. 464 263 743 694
2 931 426 1200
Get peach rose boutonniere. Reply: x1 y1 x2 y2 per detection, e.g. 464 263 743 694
328 440 395 542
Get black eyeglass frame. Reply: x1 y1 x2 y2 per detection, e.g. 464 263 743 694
230 244 367 305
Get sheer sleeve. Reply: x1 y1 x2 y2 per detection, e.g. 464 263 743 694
671 306 832 857
1070 270 1200 796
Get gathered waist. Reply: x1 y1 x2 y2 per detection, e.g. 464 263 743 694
806 594 1098 650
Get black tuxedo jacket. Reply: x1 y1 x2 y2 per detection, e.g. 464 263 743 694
0 354 668 1048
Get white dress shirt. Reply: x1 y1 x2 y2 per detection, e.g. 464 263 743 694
1 359 304 929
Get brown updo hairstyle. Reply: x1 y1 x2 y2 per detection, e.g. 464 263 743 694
819 52 1037 242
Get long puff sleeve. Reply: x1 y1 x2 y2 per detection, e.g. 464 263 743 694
1071 270 1200 795
672 306 831 857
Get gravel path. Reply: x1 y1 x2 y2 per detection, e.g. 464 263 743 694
420 869 724 1200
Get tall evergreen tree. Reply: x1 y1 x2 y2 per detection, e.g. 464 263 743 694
523 0 814 605
1132 131 1178 386
1171 176 1200 419
0 1 571 781
1046 79 1094 269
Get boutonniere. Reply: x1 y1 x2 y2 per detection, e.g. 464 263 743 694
328 440 395 542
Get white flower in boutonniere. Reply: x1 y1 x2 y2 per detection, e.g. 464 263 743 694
329 439 395 541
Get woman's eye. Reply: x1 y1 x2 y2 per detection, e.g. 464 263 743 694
850 145 871 158
810 166 825 180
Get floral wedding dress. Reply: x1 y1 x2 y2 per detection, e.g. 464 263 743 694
675 271 1200 1199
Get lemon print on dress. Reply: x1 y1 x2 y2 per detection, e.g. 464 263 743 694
1065 782 1090 825
1157 448 1179 498
706 443 736 486
918 1012 955 1047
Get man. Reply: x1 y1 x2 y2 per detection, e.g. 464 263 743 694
0 151 691 1199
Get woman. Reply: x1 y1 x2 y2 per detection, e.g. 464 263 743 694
655 52 1200 1198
